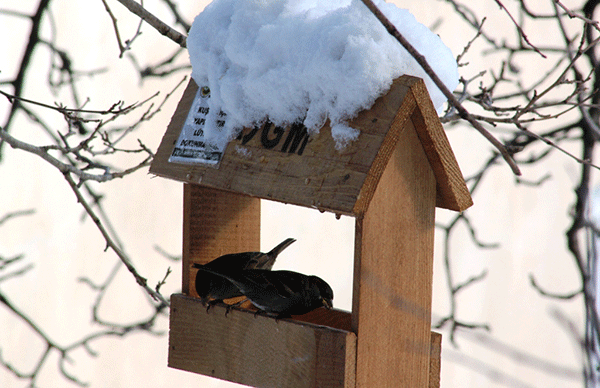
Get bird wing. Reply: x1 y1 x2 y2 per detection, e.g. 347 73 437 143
197 268 298 299
204 252 262 272
199 238 295 273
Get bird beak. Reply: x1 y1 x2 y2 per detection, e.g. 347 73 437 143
322 298 333 309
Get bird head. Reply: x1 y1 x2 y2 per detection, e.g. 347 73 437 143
309 275 334 310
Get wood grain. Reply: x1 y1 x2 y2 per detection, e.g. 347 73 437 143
168 294 442 387
160 75 460 387
168 293 357 388
429 332 442 388
183 184 260 295
352 118 436 387
408 81 473 212
150 76 472 215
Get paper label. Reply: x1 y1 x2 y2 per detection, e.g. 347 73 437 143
168 86 226 165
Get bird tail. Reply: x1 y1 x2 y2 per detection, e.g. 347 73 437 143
256 238 296 270
267 238 296 259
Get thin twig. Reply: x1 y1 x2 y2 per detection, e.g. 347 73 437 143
493 0 547 58
0 89 132 115
0 127 151 182
62 172 169 307
0 209 35 226
529 274 582 299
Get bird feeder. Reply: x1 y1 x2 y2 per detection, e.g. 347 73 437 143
150 75 472 388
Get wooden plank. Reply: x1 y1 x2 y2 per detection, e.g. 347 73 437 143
291 307 352 333
151 77 416 216
351 77 418 215
168 293 357 388
429 332 442 388
183 184 260 295
151 76 472 215
352 118 436 387
169 294 442 387
408 81 473 212
296 309 442 388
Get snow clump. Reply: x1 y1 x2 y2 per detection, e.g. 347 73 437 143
187 0 458 149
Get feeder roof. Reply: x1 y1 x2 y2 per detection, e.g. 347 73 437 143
150 75 472 215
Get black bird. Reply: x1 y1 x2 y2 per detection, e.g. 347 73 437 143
192 238 296 307
196 267 334 318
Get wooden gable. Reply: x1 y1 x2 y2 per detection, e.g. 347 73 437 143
150 75 472 215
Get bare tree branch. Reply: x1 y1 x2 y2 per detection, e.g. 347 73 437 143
113 0 187 47
360 0 522 175
62 171 169 307
101 0 144 58
493 0 547 58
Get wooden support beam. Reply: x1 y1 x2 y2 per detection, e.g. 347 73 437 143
352 118 436 387
429 332 442 388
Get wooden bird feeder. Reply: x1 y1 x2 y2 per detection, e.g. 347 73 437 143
150 75 473 388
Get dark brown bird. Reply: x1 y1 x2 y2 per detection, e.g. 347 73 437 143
195 267 334 318
192 238 296 308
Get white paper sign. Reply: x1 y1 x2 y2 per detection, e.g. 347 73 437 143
168 86 226 165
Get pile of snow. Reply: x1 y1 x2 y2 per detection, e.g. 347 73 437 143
187 0 458 149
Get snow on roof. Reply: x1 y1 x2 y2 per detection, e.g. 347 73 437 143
187 0 458 150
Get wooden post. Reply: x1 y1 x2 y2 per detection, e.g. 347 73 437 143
183 184 260 295
429 332 442 388
353 118 436 386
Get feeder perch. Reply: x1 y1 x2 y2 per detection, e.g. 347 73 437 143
150 75 472 388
